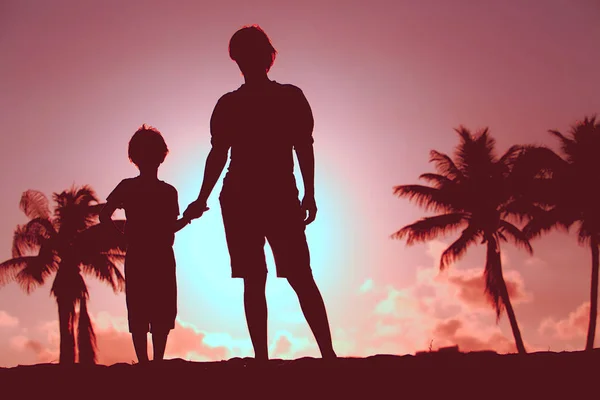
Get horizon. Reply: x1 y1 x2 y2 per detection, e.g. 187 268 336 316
1 0 600 367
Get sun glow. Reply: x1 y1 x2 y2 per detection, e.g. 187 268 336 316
170 157 348 333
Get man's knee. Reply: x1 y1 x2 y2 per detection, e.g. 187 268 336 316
287 271 317 293
244 273 267 291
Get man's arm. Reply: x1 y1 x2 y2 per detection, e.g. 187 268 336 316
296 144 317 225
291 86 317 225
184 147 228 219
184 95 231 219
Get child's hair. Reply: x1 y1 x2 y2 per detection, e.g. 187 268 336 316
128 124 169 167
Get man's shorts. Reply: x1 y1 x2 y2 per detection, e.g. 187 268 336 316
219 195 312 279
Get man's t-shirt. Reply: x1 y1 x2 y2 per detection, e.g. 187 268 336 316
106 177 180 247
210 80 314 200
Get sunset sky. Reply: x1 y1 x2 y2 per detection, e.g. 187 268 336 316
1 0 600 366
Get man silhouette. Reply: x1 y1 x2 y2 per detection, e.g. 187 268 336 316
184 25 336 361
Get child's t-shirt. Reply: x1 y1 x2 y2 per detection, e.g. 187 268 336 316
106 177 180 247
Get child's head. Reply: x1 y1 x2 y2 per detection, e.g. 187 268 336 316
128 124 169 170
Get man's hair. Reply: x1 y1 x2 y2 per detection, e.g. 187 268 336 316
128 124 169 167
228 25 277 72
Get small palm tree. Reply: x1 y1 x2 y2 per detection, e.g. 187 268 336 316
0 186 127 364
512 115 600 351
393 127 531 354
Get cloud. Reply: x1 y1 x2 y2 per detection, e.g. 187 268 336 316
432 318 516 353
93 312 231 364
10 335 58 363
269 330 315 359
355 240 531 355
359 279 374 294
10 312 232 365
0 310 19 328
443 267 532 309
8 311 320 365
524 256 547 267
539 302 595 340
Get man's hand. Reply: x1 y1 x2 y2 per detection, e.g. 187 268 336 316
301 195 317 225
183 200 209 220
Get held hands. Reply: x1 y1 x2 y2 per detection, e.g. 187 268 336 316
183 199 210 221
301 195 317 225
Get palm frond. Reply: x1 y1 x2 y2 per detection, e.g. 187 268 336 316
12 225 42 258
73 185 99 206
454 127 498 180
512 145 567 179
576 220 594 246
392 213 467 245
12 218 58 258
0 256 32 286
15 250 59 294
25 217 58 238
19 190 51 220
429 150 463 180
454 126 475 145
393 185 454 213
53 185 103 233
80 253 125 293
440 225 480 269
549 129 576 157
419 173 454 188
498 145 523 168
523 207 575 239
73 220 127 254
498 220 533 254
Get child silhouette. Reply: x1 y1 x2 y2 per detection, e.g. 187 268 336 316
100 124 206 363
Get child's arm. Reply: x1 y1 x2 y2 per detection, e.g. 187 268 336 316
100 181 126 235
174 216 191 233
173 206 209 233
99 201 125 235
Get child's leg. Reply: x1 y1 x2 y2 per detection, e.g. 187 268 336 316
151 329 170 361
131 331 149 364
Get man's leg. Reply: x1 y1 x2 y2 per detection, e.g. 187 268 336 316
243 274 269 361
288 274 337 359
151 329 169 362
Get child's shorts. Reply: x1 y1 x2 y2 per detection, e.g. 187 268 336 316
124 244 177 333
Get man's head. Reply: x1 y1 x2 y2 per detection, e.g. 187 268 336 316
128 124 169 170
229 25 277 75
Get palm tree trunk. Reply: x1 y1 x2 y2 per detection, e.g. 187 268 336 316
57 298 75 364
499 279 527 354
585 236 599 351
77 298 97 364
488 237 527 354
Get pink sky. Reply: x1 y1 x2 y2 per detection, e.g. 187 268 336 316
1 0 599 366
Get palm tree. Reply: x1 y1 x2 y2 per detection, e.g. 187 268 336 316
392 127 531 354
512 115 600 351
0 186 127 364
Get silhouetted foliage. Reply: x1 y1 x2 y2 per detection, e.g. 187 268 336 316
512 115 600 351
0 186 126 364
393 127 530 354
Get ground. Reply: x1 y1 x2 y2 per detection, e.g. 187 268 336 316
1 350 598 399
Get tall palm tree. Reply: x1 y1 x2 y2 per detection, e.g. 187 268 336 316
392 127 531 354
0 186 127 364
512 115 600 351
